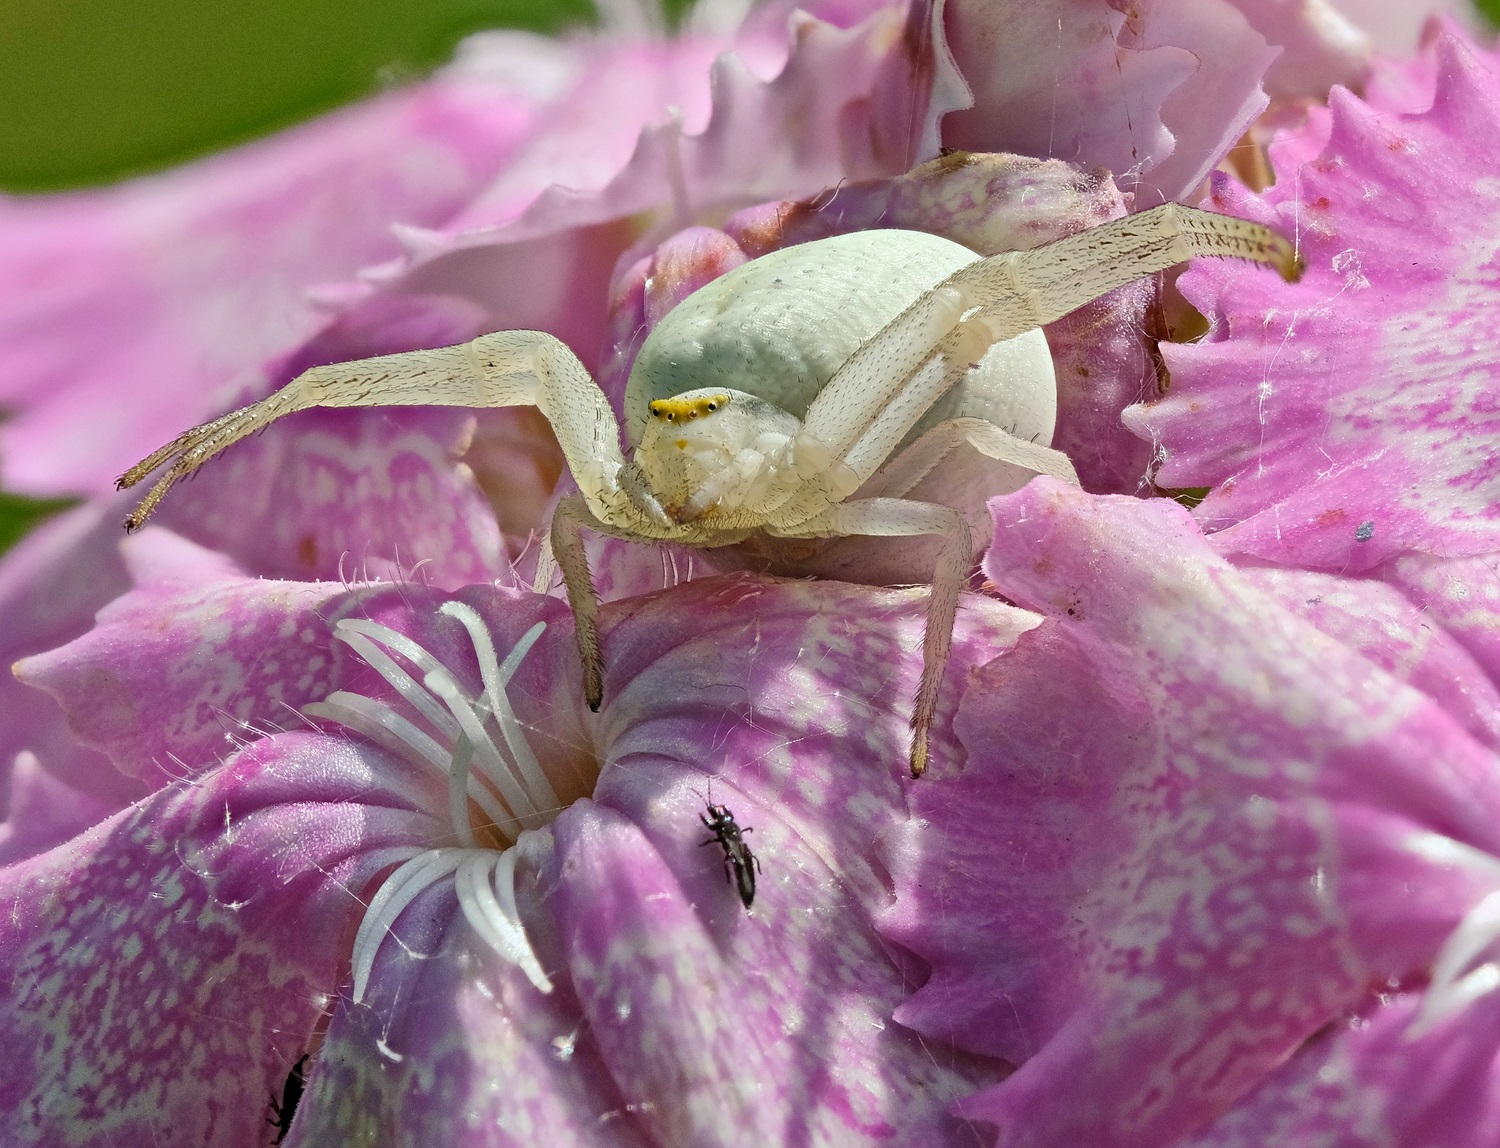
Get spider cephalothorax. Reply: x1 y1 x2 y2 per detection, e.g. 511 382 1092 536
120 193 1299 777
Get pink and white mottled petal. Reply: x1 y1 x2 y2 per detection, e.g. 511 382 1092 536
16 530 350 787
0 404 513 805
290 833 640 1148
1240 564 1500 750
14 535 590 798
1133 34 1500 571
941 0 1274 206
548 801 791 1146
1384 552 1500 687
0 81 533 496
0 731 439 1148
1183 991 1500 1148
595 573 1036 806
575 576 1030 1141
883 480 1500 1147
545 794 997 1146
154 404 510 588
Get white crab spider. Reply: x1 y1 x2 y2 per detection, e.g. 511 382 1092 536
120 201 1299 777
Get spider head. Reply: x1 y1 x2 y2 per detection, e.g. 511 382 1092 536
634 387 803 523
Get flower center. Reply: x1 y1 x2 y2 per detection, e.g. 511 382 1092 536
304 602 557 997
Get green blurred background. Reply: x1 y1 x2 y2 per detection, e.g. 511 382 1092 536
0 0 602 193
0 0 1494 549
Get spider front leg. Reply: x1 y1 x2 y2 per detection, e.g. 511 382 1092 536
548 491 731 711
943 201 1301 348
117 329 633 530
787 202 1300 502
550 495 609 710
773 497 971 778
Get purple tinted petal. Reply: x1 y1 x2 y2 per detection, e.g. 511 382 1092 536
0 751 123 866
293 832 631 1148
547 793 999 1145
883 479 1500 1146
0 80 533 496
0 731 438 1147
942 0 1275 206
1240 564 1500 751
0 503 144 808
1185 991 1500 1148
1133 33 1500 571
1223 0 1370 98
380 7 919 301
154 405 510 588
1384 552 1500 688
16 529 351 786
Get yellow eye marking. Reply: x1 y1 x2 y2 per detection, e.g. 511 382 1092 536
649 394 731 422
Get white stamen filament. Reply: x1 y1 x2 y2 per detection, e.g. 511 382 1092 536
309 613 556 999
1409 887 1500 1038
443 602 559 814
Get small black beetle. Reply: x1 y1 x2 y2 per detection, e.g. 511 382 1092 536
267 1053 309 1145
700 802 762 910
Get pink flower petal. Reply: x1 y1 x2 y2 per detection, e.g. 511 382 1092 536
0 79 534 496
12 528 575 794
368 5 925 305
1223 0 1370 99
1240 565 1500 751
882 479 1500 1146
17 536 1043 1142
0 730 437 1146
16 529 349 788
1184 991 1500 1147
1384 552 1500 688
1 399 513 812
0 751 123 866
941 0 1276 206
1131 32 1500 572
1327 0 1486 55
0 504 143 808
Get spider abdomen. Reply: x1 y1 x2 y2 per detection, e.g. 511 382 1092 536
623 229 1057 455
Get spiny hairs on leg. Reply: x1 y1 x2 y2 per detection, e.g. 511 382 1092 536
1156 202 1303 282
117 391 296 531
